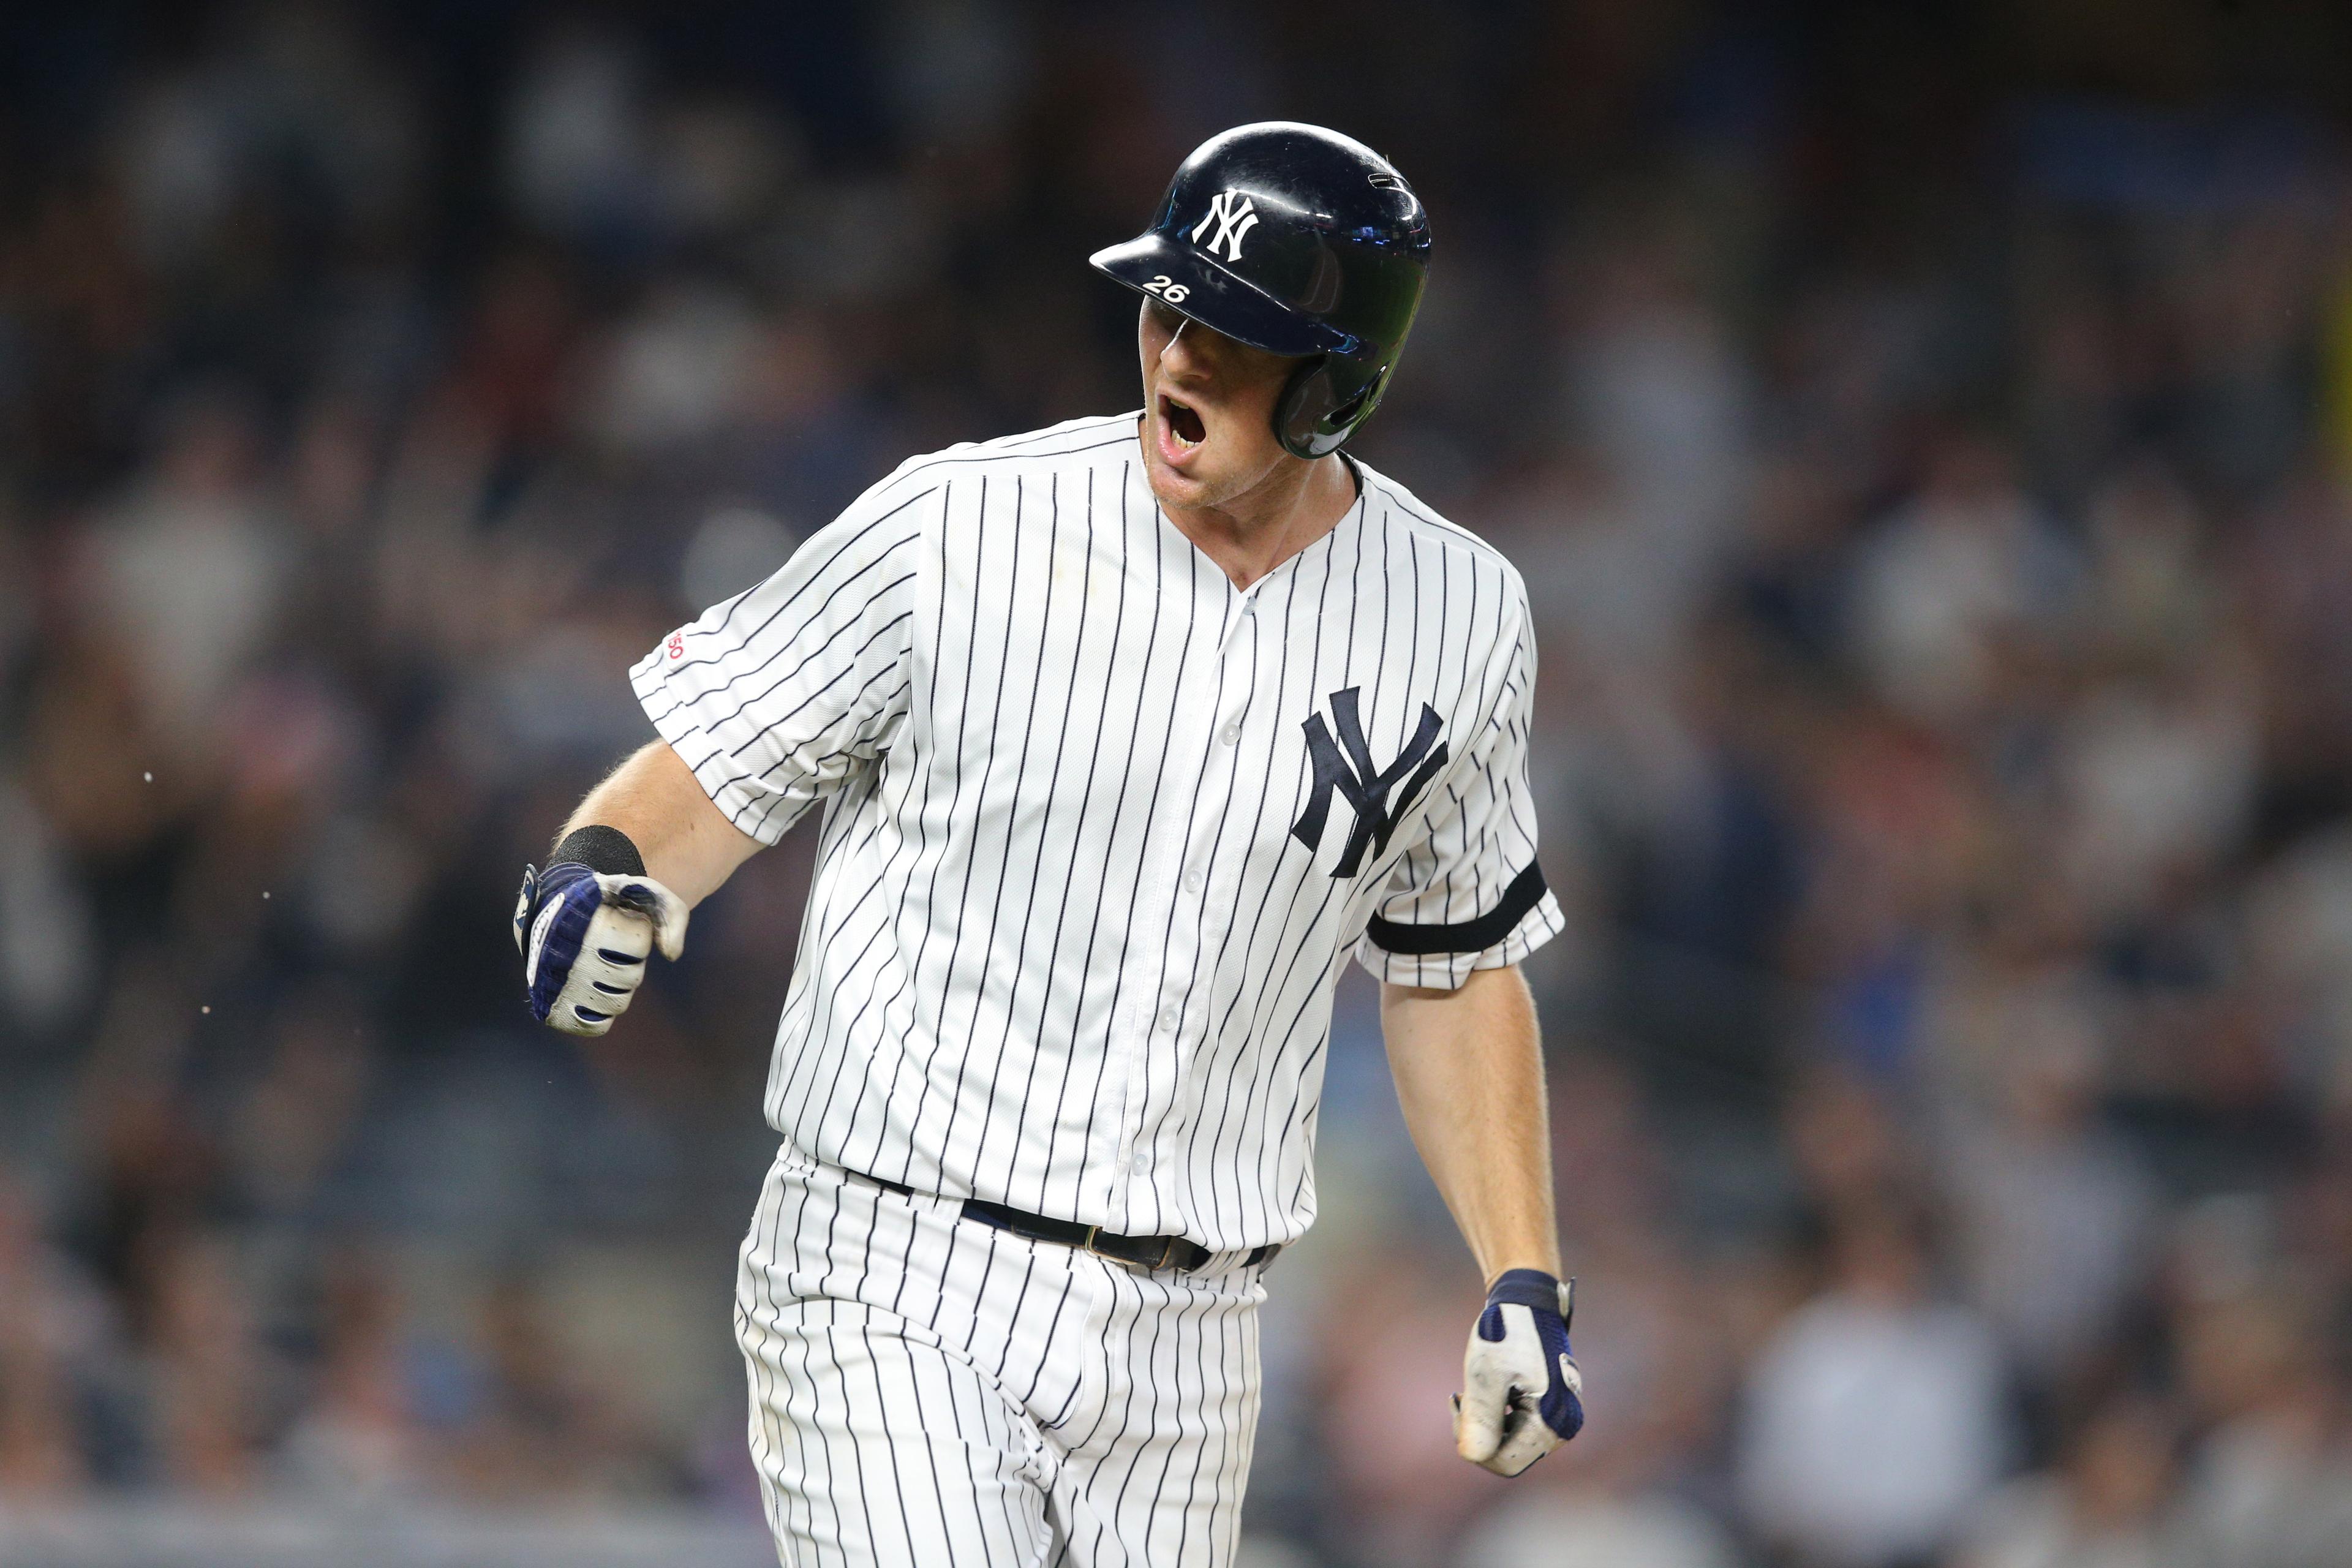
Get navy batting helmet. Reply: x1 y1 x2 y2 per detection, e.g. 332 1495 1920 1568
1090 122 1432 460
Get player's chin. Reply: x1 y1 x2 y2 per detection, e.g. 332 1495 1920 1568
1144 442 1219 508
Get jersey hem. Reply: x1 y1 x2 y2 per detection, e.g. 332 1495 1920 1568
630 649 797 846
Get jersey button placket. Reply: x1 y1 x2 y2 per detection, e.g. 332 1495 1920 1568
1126 1002 1181 1194
1118 581 1222 1224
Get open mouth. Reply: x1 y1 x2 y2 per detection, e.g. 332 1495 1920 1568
1160 394 1206 450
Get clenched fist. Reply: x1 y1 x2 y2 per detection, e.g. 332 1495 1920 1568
1453 1270 1583 1476
513 861 688 1036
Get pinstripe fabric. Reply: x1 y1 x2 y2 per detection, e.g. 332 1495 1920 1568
740 1145 1264 1567
632 412 1563 1255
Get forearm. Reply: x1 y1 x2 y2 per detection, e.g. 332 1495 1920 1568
1382 965 1560 1283
560 740 763 906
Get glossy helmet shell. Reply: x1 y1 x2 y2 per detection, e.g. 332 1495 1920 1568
1090 122 1432 459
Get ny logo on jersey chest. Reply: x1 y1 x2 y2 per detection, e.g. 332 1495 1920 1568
1192 189 1259 263
1291 687 1449 877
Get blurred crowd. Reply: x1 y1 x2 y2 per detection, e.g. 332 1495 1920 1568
2 4 2352 1566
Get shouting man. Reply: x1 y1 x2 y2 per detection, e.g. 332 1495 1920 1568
514 121 1582 1566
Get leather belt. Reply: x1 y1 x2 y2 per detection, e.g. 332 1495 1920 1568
854 1169 1278 1275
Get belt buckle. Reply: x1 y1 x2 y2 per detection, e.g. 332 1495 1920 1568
1081 1225 1172 1273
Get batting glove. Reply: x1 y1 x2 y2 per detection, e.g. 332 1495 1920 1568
513 862 688 1037
1453 1270 1583 1476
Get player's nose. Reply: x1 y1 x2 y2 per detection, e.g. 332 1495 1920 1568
1156 319 1202 375
1156 316 1230 385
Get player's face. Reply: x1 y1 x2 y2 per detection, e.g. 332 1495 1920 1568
1137 300 1303 511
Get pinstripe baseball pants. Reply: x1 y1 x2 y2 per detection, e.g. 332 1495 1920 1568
737 1144 1270 1567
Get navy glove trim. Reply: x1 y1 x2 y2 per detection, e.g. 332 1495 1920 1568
1486 1268 1566 1316
1477 1267 1583 1444
521 861 603 1023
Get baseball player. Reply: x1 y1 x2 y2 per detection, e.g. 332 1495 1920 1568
514 122 1582 1566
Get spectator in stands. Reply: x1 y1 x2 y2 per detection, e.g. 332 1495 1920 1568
1737 1200 2010 1567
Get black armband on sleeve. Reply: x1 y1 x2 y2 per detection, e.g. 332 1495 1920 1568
1365 862 1548 955
549 824 646 878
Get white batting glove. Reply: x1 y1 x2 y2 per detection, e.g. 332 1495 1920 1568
513 862 688 1037
1453 1270 1583 1477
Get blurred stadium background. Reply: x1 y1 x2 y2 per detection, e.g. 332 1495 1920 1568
4 2 2352 1565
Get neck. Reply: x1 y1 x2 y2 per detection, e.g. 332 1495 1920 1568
1158 448 1357 591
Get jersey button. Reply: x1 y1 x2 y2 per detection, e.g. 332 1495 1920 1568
1184 870 1204 892
1219 723 1241 747
1158 1007 1178 1032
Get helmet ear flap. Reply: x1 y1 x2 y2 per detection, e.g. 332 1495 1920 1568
1275 357 1337 459
1275 356 1388 460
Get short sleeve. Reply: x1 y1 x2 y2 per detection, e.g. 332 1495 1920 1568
1355 609 1564 988
631 477 933 845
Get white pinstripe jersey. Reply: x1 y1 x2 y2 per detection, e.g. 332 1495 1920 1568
633 413 1563 1251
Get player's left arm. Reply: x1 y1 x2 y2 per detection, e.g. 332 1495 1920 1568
1357 582 1580 1476
1382 966 1558 1283
1382 968 1583 1476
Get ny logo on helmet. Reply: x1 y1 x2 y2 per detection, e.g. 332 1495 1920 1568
1291 687 1449 877
1192 190 1259 263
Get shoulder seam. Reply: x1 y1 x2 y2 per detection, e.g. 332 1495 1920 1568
898 412 1133 464
876 425 1134 488
1368 480 1508 562
1366 480 1530 612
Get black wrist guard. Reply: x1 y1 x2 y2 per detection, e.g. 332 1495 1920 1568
549 824 646 878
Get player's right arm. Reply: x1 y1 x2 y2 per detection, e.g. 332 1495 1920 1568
509 742 762 1039
515 467 934 1038
559 739 763 908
